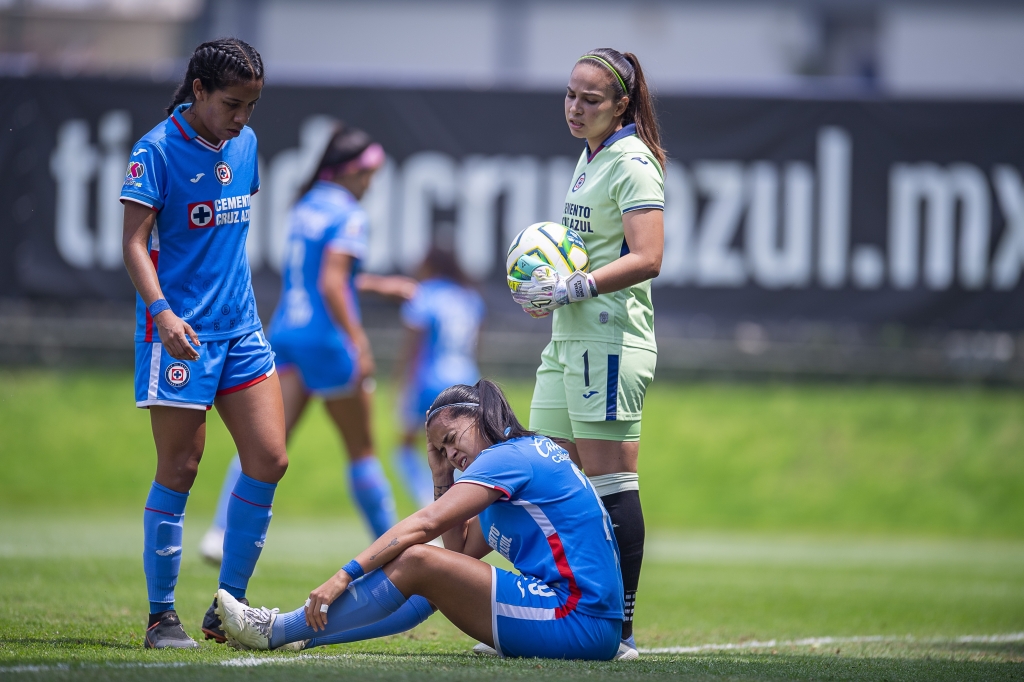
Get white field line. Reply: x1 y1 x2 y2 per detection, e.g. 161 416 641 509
0 633 1021 673
639 632 1024 654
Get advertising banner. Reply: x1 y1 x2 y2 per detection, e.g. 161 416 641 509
3 76 1024 332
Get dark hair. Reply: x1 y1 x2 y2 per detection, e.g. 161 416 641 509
425 380 533 446
417 246 470 286
299 123 375 196
167 38 264 115
578 48 666 169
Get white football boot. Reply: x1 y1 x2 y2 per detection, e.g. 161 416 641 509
214 589 277 650
198 527 225 566
613 635 639 661
472 642 498 656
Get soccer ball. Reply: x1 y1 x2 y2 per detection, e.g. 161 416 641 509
506 222 589 291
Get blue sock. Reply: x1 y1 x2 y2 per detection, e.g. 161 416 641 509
143 482 188 614
213 455 243 531
269 569 407 649
394 445 433 508
219 473 276 599
306 595 434 648
348 457 397 538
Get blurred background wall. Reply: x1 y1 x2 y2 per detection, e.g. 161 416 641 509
2 0 1024 381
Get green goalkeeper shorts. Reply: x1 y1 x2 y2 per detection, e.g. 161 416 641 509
529 339 656 443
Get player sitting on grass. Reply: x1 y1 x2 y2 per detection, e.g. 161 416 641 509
215 380 626 660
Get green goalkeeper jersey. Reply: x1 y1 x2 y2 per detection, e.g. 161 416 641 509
553 124 664 351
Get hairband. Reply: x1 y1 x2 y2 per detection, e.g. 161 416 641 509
425 401 479 425
319 142 385 181
578 55 628 94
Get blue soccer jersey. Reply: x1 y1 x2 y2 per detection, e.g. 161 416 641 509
457 436 624 621
267 181 368 343
401 279 484 391
120 103 261 343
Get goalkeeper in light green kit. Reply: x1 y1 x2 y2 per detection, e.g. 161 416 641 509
512 47 665 661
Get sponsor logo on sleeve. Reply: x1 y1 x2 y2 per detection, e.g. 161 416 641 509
165 362 190 387
215 160 233 185
124 161 145 188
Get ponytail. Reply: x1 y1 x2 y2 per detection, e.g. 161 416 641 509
425 380 533 446
578 48 666 169
167 38 264 115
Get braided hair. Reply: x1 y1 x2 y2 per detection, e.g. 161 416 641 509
577 48 666 169
166 38 264 115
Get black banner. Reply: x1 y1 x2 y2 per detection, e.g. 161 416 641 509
3 76 1024 331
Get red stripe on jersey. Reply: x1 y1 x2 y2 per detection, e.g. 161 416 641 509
547 532 581 619
170 114 190 140
144 249 159 342
217 371 270 396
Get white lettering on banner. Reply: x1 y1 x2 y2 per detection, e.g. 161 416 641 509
48 111 1024 293
50 111 131 270
818 127 852 288
889 163 990 290
990 166 1024 290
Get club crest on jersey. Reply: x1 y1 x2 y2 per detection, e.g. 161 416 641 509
165 362 190 387
214 161 233 185
188 201 215 228
572 173 586 192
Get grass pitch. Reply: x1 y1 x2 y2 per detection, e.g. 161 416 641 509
1 370 1023 679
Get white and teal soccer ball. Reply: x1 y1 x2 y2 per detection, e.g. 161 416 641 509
506 222 589 292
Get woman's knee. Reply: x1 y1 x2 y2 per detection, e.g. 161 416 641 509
156 447 203 491
243 448 288 483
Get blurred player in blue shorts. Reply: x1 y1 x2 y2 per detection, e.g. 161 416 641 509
200 124 416 563
216 380 624 661
121 39 288 649
394 248 485 508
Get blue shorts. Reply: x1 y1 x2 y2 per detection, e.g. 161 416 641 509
271 332 358 397
134 329 276 410
489 566 621 661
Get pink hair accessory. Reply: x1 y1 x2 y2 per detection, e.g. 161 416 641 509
340 143 385 175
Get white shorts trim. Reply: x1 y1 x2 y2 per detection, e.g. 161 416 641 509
147 342 162 401
495 602 555 621
490 565 502 657
136 399 209 411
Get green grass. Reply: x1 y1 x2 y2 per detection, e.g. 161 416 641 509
1 369 1024 679
2 370 1024 537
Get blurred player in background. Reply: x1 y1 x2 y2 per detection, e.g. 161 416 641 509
214 380 625 661
393 247 485 508
512 47 666 660
120 38 286 649
199 124 416 566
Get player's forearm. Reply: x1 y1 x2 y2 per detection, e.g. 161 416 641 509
322 283 369 348
592 251 661 293
122 230 164 305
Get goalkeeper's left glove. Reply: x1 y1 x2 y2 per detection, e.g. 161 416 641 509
512 266 598 314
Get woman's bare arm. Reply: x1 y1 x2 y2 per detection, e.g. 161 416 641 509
122 201 199 361
319 250 374 377
590 207 663 294
356 273 418 301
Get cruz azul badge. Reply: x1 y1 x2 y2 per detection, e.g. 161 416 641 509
572 173 586 192
188 201 215 229
215 161 233 185
165 362 190 387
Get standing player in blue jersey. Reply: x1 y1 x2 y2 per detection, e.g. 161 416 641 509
393 248 485 508
199 124 416 563
215 380 624 660
121 39 287 649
